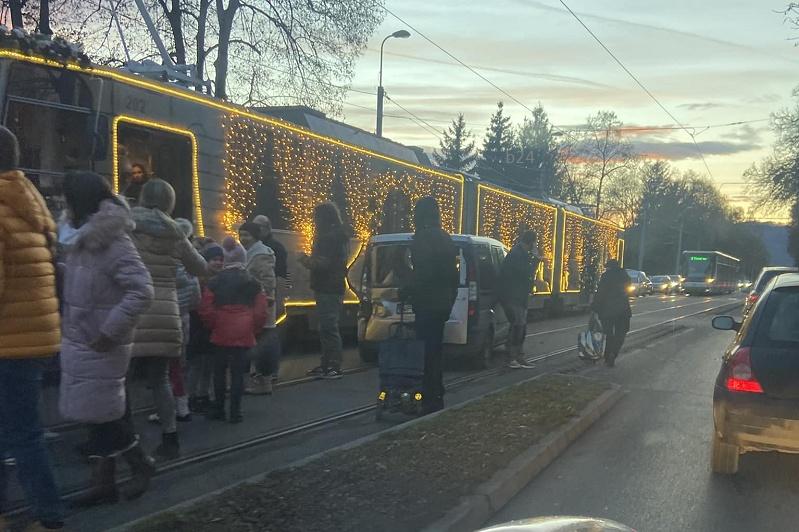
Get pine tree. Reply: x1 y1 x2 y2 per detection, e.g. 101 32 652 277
477 102 515 182
433 113 477 172
512 105 563 197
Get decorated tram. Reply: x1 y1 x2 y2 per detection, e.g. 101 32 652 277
0 43 622 337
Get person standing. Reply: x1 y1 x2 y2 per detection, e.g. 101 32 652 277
0 126 64 530
498 230 540 369
300 203 350 380
187 244 224 414
130 179 207 460
199 245 267 423
591 259 632 367
58 172 156 507
238 222 277 395
406 197 458 414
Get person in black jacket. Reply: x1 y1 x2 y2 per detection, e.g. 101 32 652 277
407 197 458 414
591 259 632 367
498 230 540 369
299 202 350 380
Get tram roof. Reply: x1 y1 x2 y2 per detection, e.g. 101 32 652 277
254 106 432 167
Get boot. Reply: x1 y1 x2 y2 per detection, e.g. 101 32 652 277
72 457 118 507
154 432 180 460
121 444 156 500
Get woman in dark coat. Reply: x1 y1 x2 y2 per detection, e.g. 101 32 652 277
59 172 156 506
407 197 458 414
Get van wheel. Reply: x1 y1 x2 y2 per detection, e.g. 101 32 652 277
711 434 739 474
474 331 495 370
358 344 378 364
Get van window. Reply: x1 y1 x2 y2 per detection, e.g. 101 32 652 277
475 245 496 290
371 243 467 289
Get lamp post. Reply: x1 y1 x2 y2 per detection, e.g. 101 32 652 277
376 29 411 137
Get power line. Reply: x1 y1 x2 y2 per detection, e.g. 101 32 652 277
555 0 715 179
384 94 443 140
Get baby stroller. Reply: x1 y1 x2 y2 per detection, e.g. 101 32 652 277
375 304 425 421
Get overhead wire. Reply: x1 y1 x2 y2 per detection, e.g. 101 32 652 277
555 0 715 179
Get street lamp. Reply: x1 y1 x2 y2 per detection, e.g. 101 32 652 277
376 29 411 137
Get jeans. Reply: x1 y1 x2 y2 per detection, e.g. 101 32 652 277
188 352 212 399
87 399 137 458
0 359 63 524
213 347 249 416
502 301 527 361
601 314 631 363
316 293 343 371
252 328 282 376
415 310 449 409
133 357 176 433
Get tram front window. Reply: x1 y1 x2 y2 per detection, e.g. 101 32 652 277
117 122 194 221
685 255 712 278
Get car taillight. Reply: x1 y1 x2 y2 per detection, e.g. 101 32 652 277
725 347 763 394
747 292 758 305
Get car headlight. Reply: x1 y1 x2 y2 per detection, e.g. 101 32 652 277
627 285 635 292
706 278 715 284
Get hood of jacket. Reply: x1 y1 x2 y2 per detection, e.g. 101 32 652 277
0 170 54 233
74 199 134 251
246 240 274 262
131 206 183 251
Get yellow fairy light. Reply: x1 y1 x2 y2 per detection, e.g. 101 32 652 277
560 211 621 293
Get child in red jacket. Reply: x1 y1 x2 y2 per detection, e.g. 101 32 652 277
199 243 267 423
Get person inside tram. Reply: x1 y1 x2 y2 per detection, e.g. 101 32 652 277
122 163 149 206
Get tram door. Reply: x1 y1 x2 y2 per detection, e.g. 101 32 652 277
116 121 195 223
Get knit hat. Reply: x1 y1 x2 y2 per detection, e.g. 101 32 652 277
202 244 224 262
222 236 246 266
238 221 262 239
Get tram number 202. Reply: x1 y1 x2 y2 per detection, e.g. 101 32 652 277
125 96 146 114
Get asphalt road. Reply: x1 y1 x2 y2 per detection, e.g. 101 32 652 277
491 303 799 532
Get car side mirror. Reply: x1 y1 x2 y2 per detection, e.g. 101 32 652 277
712 316 740 331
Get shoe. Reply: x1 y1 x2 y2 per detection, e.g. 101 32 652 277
507 360 522 369
306 366 325 379
147 413 161 424
245 373 273 395
121 443 156 500
154 432 180 460
72 457 118 508
2 457 15 466
322 369 343 380
514 359 535 369
207 408 226 421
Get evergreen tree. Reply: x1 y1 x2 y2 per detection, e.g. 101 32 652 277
433 113 477 172
477 101 515 183
512 105 563 197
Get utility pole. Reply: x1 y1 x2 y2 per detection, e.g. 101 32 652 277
674 218 684 275
637 201 648 271
376 30 411 137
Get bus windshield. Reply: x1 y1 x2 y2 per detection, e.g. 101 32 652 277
685 255 712 277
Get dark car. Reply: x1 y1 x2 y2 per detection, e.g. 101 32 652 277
744 266 798 317
650 275 672 295
711 273 799 474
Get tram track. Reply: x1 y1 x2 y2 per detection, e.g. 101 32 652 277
28 297 740 514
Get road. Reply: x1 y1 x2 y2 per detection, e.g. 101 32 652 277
491 300 799 532
9 293 742 530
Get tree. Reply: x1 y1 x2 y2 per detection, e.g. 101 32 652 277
433 113 477 172
45 1 385 111
790 201 799 266
477 101 515 183
603 161 644 229
510 104 563 197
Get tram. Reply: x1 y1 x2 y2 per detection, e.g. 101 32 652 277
0 43 622 337
681 250 740 295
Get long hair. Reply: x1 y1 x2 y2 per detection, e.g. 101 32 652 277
413 196 441 230
139 178 176 214
63 171 121 228
313 201 343 232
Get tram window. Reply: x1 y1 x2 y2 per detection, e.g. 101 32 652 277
5 100 98 216
7 63 94 107
117 123 194 221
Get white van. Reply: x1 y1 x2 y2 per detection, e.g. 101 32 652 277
356 234 510 368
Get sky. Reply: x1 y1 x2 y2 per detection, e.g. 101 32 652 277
338 0 799 222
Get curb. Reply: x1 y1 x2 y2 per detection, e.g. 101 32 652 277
421 384 624 532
